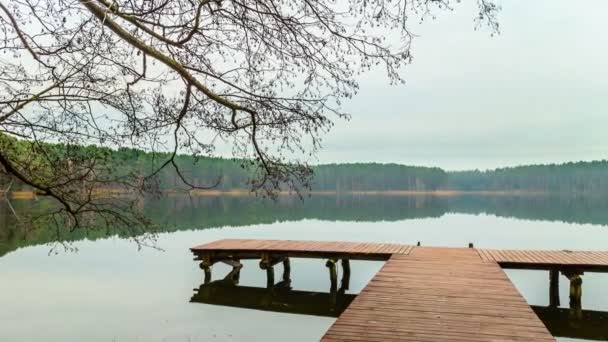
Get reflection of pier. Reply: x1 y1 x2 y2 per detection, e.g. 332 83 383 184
191 280 356 317
191 239 608 341
191 245 357 317
532 306 608 340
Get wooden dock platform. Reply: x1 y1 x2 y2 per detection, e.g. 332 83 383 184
192 239 413 260
191 239 608 341
480 248 608 272
323 248 553 341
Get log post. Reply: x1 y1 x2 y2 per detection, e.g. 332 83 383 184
326 259 338 293
220 258 242 285
340 259 351 291
259 252 271 269
549 269 560 307
203 267 212 284
233 258 241 284
199 254 213 284
258 253 289 288
282 258 291 282
266 266 275 288
562 270 583 320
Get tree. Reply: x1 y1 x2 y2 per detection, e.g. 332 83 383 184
0 0 499 228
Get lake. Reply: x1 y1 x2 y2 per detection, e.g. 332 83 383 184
1 194 608 341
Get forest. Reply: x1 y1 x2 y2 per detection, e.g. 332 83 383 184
1 140 608 194
447 162 608 194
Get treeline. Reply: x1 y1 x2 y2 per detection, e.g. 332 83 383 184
116 157 608 194
2 139 608 193
447 161 608 194
0 143 448 192
109 150 449 191
313 163 446 191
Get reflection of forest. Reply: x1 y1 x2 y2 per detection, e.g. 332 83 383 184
1 194 608 257
447 194 608 227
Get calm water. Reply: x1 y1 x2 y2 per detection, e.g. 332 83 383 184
1 194 608 341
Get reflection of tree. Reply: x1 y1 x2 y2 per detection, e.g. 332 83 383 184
1 178 19 220
448 194 608 227
2 194 607 258
0 195 446 257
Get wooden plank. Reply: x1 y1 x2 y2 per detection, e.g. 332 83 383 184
477 248 608 271
193 240 608 269
321 248 554 342
191 239 412 261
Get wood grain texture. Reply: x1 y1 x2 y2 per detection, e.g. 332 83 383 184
479 249 608 271
191 239 413 261
322 248 554 341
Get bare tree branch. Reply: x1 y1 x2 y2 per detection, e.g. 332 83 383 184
0 0 499 228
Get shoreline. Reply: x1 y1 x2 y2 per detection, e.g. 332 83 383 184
2 189 554 199
182 189 550 197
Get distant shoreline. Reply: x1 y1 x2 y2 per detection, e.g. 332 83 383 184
182 189 550 197
0 189 573 199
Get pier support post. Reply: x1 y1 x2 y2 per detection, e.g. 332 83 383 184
259 253 282 288
562 270 583 320
233 259 241 284
327 259 339 310
282 258 291 282
273 258 292 289
326 259 338 292
265 266 275 288
221 267 241 285
259 252 271 269
220 259 242 285
549 269 560 307
203 266 212 284
200 254 213 284
340 259 351 292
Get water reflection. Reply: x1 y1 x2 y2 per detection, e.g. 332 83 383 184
2 193 608 258
191 265 608 341
532 306 608 340
190 263 608 341
191 282 355 318
2 196 608 341
193 252 354 318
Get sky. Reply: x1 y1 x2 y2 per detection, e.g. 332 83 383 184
315 0 608 170
7 0 606 171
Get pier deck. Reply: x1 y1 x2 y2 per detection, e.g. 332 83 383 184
191 239 608 341
192 239 413 261
323 248 553 341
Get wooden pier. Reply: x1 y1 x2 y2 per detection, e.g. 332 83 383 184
191 239 608 341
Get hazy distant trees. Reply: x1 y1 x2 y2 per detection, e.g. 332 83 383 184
313 163 446 191
103 148 450 192
4 139 608 195
132 158 608 194
448 161 608 194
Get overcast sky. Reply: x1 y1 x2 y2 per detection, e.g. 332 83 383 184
314 0 607 170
